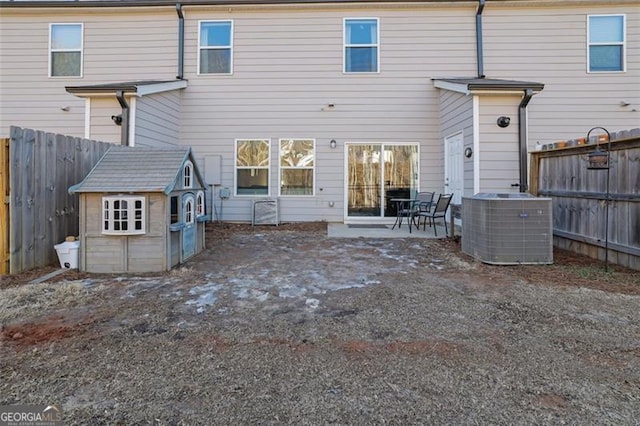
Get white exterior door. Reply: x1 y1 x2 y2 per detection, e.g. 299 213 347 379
445 132 464 205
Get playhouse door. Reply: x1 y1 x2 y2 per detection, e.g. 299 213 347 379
182 194 196 261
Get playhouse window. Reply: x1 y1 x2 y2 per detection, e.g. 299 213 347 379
184 161 193 188
102 196 146 235
196 191 205 216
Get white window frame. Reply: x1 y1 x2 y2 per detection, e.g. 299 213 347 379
587 14 626 73
102 195 146 235
235 139 271 197
49 23 84 78
198 20 233 75
279 138 316 197
185 196 195 225
343 17 380 74
183 161 193 189
196 191 205 216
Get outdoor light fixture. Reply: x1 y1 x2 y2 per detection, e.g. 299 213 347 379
496 116 511 128
464 147 473 158
330 139 337 149
585 126 612 271
111 114 123 126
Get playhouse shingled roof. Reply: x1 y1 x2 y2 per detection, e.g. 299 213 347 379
69 146 201 195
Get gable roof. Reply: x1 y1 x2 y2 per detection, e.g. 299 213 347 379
433 77 544 95
66 79 188 98
69 146 204 195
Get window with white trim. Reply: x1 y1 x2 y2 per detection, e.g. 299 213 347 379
588 15 625 72
102 196 146 235
344 18 379 73
185 197 195 224
236 139 270 196
199 20 233 74
49 23 83 77
280 139 315 196
196 191 205 216
183 161 193 188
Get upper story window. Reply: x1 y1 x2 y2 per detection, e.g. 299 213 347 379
280 139 315 196
236 139 270 196
183 161 193 188
102 196 146 235
588 15 625 72
199 20 233 74
344 18 379 73
49 23 83 77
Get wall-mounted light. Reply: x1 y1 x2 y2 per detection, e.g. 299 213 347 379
464 147 473 158
60 106 70 112
497 116 511 128
111 114 123 126
330 139 337 149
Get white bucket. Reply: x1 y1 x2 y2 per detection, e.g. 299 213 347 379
54 240 80 269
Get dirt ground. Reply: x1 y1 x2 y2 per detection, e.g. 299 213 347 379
1 222 639 425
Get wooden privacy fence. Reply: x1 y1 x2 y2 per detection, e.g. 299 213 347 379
530 132 640 271
1 127 112 274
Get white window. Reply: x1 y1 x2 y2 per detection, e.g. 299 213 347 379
183 161 193 188
196 191 205 216
235 139 270 196
280 139 315 196
588 15 625 72
102 196 146 235
199 20 233 74
344 18 379 73
49 23 83 77
185 197 195 224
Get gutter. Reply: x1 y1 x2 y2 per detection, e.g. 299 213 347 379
115 90 130 146
176 3 184 80
476 0 485 78
518 89 533 193
1 0 475 7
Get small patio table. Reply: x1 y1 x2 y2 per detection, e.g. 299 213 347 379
390 198 418 233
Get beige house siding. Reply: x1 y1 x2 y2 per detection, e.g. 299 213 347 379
88 97 121 143
1 1 639 223
483 3 640 145
0 8 178 138
478 95 522 194
180 7 476 222
439 90 474 197
135 91 181 148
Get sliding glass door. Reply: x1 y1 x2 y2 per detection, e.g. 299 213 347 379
347 143 418 218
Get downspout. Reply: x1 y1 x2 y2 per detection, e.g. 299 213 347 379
518 89 533 192
476 0 485 78
116 90 130 146
176 3 184 80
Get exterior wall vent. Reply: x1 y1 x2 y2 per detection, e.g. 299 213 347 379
252 199 279 226
462 193 553 264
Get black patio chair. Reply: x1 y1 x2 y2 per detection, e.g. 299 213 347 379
411 191 435 228
418 193 453 236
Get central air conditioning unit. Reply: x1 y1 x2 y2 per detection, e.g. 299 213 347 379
462 193 553 265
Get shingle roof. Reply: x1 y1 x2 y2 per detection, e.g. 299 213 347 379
433 77 544 94
69 146 196 194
